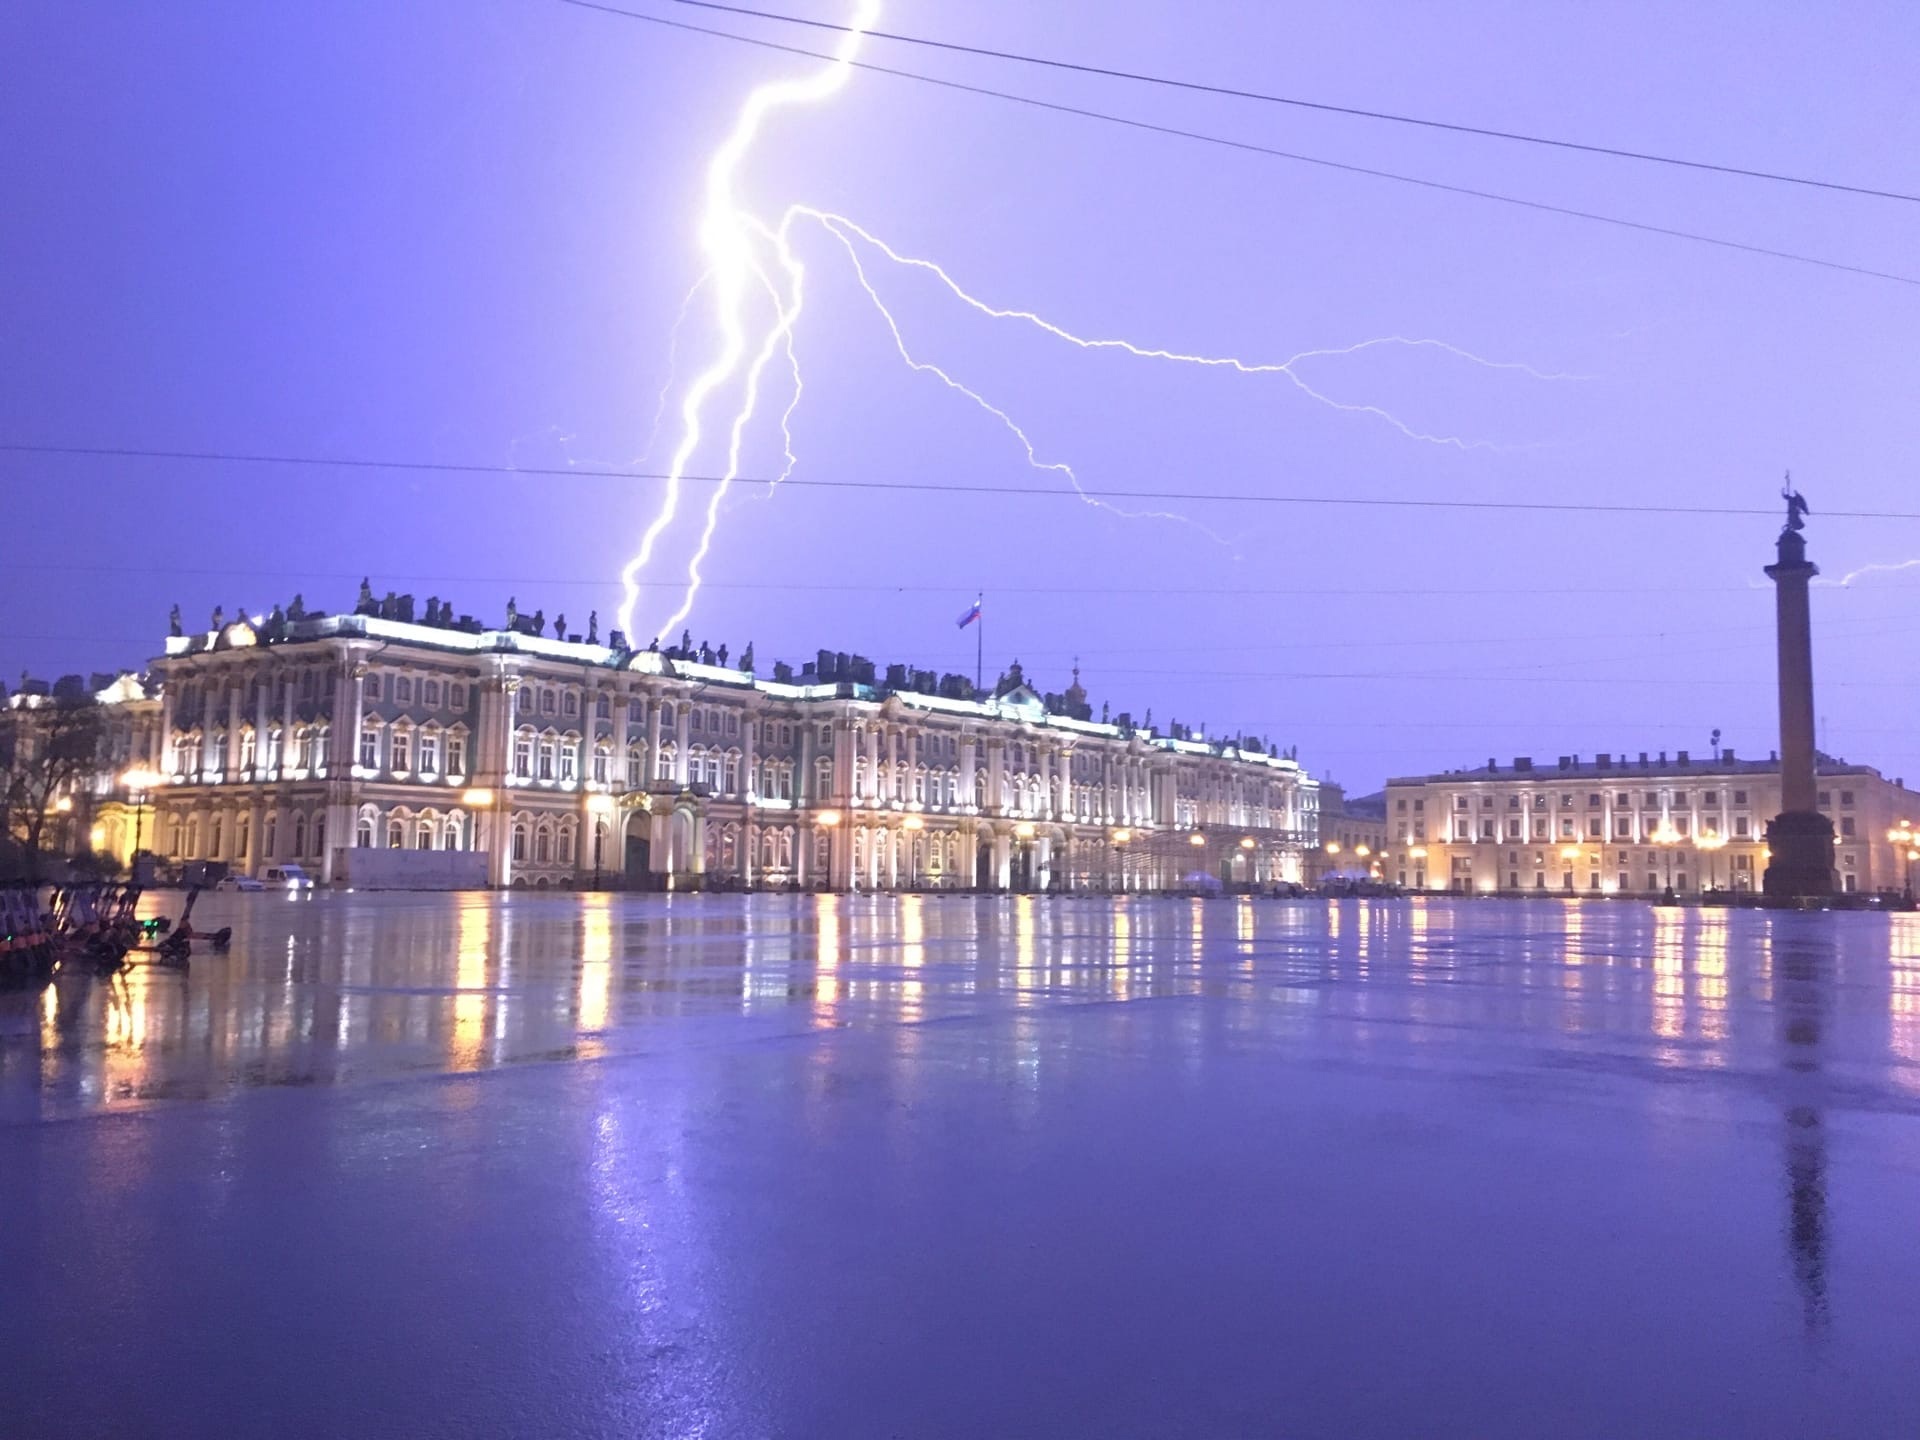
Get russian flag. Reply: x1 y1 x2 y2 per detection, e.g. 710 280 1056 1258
956 597 982 629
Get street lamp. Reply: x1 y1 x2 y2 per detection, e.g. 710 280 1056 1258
1650 818 1682 898
1890 821 1917 900
121 765 162 867
585 793 615 889
1696 831 1727 893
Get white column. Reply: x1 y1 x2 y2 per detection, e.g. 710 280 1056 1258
674 701 689 785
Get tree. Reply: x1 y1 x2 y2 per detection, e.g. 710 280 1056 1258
1 697 107 881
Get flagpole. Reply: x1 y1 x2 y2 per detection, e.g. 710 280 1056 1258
975 591 983 694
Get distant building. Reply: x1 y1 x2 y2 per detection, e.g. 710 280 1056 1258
1305 783 1389 885
1385 750 1920 896
33 596 1320 891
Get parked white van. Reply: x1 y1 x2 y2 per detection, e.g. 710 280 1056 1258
262 864 315 890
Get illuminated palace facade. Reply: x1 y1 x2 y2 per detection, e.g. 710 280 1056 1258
135 606 1319 891
1384 750 1920 896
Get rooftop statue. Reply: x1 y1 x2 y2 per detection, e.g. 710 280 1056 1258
168 603 183 638
1782 475 1810 533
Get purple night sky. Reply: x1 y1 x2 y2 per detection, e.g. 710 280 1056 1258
3 0 1916 792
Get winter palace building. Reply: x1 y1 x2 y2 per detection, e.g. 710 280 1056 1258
86 597 1320 892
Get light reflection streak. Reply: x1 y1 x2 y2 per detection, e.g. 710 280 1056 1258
452 900 491 1072
814 893 841 1018
1887 913 1920 1088
579 894 613 1044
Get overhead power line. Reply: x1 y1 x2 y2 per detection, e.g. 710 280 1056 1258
554 0 1920 288
10 440 1920 520
666 0 1920 205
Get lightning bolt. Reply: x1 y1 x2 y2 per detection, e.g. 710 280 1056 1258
1817 557 1920 588
617 0 1575 642
616 0 880 645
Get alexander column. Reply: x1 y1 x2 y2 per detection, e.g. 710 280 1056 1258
1762 481 1836 898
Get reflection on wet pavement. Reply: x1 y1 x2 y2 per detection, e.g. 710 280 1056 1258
4 893 1920 1438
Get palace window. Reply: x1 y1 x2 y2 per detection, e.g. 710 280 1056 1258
387 817 405 848
447 734 466 775
627 744 644 788
517 687 532 714
390 730 411 772
596 695 610 720
628 698 643 723
541 690 556 715
815 757 833 799
418 732 439 776
359 727 379 770
424 680 441 707
657 744 675 781
538 738 555 781
450 683 467 710
514 731 533 780
512 823 528 862
396 678 412 704
416 819 434 850
366 675 381 700
593 743 610 785
535 827 552 864
558 827 575 866
558 741 577 783
563 693 578 717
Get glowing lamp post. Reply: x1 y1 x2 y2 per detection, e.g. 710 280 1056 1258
586 793 615 889
1651 819 1682 897
1696 831 1727 893
121 766 162 866
1890 821 1917 900
1559 843 1580 893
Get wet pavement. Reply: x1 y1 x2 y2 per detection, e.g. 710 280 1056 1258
4 892 1920 1437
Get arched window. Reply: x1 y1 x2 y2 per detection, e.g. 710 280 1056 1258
354 815 371 849
512 822 528 862
264 813 278 858
593 742 611 785
210 817 224 857
537 734 556 781
656 744 676 782
534 825 552 864
626 743 644 788
390 726 411 773
417 727 440 776
416 817 435 850
514 728 533 779
815 756 833 799
557 825 575 866
445 815 464 851
595 694 610 720
558 738 578 783
294 812 310 855
313 813 325 856
387 816 406 849
723 749 740 795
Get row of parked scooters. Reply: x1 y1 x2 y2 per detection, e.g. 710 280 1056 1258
0 882 231 984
